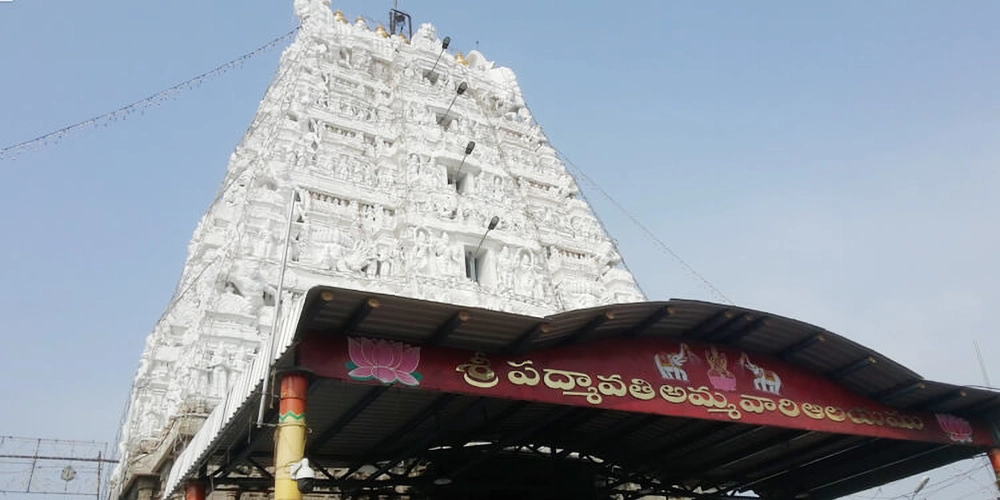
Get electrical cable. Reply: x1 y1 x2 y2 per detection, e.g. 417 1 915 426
515 93 733 304
556 149 733 304
0 27 299 161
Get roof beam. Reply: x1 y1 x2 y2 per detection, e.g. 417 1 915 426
826 355 877 380
681 310 738 339
504 321 550 355
915 388 969 412
777 333 827 360
444 405 579 480
372 393 459 454
647 424 763 470
733 435 874 491
556 415 661 457
644 419 710 446
212 403 280 479
245 457 273 480
441 400 531 447
711 315 768 343
872 379 926 403
568 413 661 454
747 440 935 495
310 385 390 451
706 430 817 475
349 397 492 492
633 421 726 465
959 393 1000 414
700 313 752 340
426 310 470 345
803 445 969 500
301 289 336 326
516 406 603 449
680 426 787 468
559 310 616 346
340 297 381 334
624 305 673 337
210 476 422 494
336 393 460 481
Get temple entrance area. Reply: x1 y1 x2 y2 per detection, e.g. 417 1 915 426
151 288 1000 500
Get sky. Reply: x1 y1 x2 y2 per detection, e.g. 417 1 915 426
0 0 998 498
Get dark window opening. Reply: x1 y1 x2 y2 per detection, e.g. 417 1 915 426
423 70 440 85
436 113 454 130
447 170 469 194
465 248 482 283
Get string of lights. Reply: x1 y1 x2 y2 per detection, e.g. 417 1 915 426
107 29 303 483
0 27 299 162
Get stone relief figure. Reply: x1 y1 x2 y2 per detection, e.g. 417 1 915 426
495 245 514 292
375 163 396 189
341 239 371 274
433 232 453 277
337 47 352 69
226 261 270 312
362 240 379 278
449 240 464 277
217 282 254 317
352 50 372 72
316 243 336 270
546 246 563 271
409 228 432 275
210 364 231 399
513 250 536 297
360 204 383 234
375 243 394 277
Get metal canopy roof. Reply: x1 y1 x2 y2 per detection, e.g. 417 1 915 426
171 286 1000 500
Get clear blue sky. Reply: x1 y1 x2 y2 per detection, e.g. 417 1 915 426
1 1 998 498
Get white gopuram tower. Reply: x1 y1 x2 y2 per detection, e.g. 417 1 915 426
115 0 644 496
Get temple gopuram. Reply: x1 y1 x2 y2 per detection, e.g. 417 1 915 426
112 2 1000 499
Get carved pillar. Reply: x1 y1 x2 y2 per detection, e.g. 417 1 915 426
185 482 206 500
274 373 309 500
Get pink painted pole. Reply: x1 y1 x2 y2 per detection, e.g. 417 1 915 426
989 448 1000 491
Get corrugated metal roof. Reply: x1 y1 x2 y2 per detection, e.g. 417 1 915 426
162 286 1000 500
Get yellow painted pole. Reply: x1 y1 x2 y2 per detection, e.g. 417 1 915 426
275 373 309 500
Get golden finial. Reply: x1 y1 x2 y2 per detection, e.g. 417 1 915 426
399 32 410 44
333 10 347 23
455 51 470 66
375 24 389 38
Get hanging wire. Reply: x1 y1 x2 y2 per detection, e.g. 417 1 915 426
514 94 733 304
108 26 301 483
0 27 299 162
554 148 733 304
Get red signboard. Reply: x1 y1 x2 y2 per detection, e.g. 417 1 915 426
298 333 991 446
